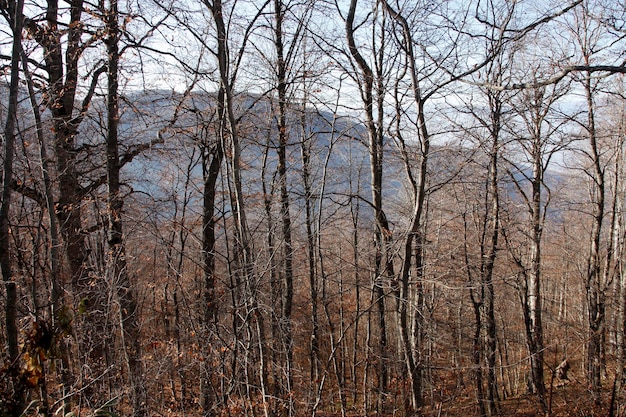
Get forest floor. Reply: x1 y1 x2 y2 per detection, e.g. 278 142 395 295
440 385 611 416
421 384 615 417
312 382 617 417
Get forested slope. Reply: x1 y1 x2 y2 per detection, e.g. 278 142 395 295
1 1 626 416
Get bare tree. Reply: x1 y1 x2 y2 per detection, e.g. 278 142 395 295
103 0 146 414
502 72 570 411
0 0 25 414
263 1 311 412
562 2 622 404
18 5 115 402
379 0 510 411
451 3 521 413
610 91 626 416
200 1 272 413
200 101 224 415
24 0 102 289
457 51 512 415
343 2 393 410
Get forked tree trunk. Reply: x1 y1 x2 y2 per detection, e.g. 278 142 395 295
207 1 269 412
26 1 111 393
345 2 391 410
380 2 429 410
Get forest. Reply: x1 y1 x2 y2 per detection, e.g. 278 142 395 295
1 0 626 416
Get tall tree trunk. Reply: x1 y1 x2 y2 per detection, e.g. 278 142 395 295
105 3 146 414
310 106 341 417
345 2 391 409
505 83 565 412
200 129 223 415
207 0 268 411
481 88 503 417
612 119 626 417
273 2 294 413
1 1 25 414
41 0 91 289
380 2 430 410
20 36 72 412
583 71 605 405
484 127 500 417
349 166 362 410
28 1 109 391
527 146 546 409
300 110 320 394
262 125 280 416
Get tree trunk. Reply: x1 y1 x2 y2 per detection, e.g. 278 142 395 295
609 193 623 417
484 145 500 417
30 1 110 392
262 125 280 416
583 72 605 405
300 110 320 394
527 150 546 409
506 82 565 412
380 2 430 410
208 0 268 411
105 3 146 414
483 89 503 417
1 1 25 414
42 0 91 289
345 2 391 409
200 130 223 415
274 2 295 413
20 34 72 412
